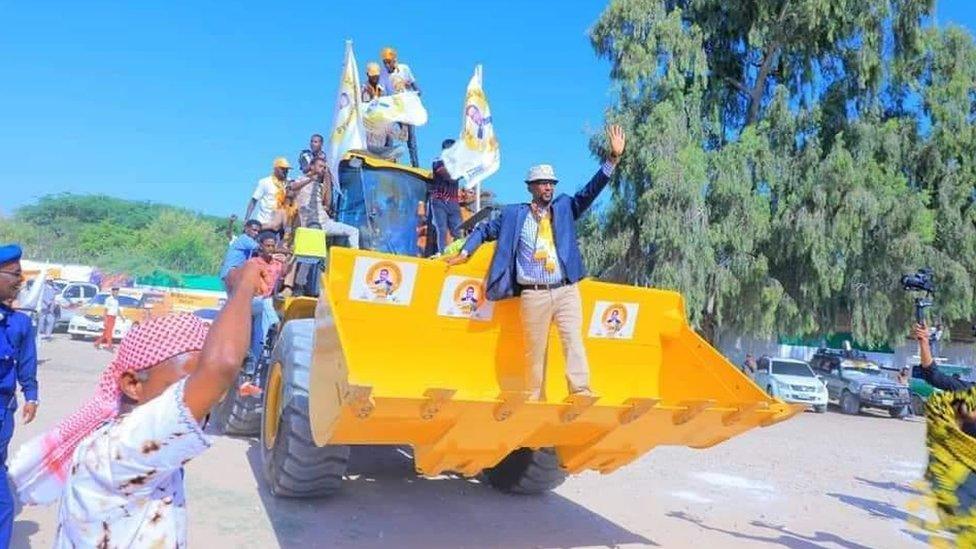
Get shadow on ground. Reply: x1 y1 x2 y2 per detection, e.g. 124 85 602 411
11 480 40 548
826 492 914 522
667 511 872 549
245 442 654 548
853 476 922 496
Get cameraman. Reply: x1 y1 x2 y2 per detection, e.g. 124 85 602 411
915 322 976 436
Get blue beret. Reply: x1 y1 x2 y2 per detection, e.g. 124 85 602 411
0 244 22 265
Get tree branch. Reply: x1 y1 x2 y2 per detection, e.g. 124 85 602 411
746 1 792 125
723 75 751 97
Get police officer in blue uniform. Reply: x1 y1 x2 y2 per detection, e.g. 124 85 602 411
0 244 39 548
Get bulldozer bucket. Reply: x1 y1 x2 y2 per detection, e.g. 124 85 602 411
304 246 802 477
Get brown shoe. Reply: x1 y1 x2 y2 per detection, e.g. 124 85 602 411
570 388 594 397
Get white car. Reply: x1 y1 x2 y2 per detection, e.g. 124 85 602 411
67 293 140 341
54 281 100 328
753 357 828 413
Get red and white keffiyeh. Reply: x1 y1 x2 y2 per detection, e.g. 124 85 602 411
9 313 209 505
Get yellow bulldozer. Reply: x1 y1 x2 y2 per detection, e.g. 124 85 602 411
211 152 801 497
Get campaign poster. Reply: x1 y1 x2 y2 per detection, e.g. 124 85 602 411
348 257 418 306
436 276 494 321
588 301 638 339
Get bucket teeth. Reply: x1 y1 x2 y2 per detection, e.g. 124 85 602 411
561 393 600 423
672 399 716 426
722 402 769 427
345 385 374 419
420 388 457 420
493 390 531 421
619 398 659 425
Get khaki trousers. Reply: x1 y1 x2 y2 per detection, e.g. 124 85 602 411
519 283 590 400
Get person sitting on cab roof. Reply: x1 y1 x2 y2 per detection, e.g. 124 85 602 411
380 47 420 167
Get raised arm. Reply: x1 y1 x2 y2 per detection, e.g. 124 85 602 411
182 262 260 420
290 175 313 193
916 323 972 392
571 124 625 219
225 215 237 241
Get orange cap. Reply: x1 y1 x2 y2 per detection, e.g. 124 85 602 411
273 157 291 169
380 47 397 61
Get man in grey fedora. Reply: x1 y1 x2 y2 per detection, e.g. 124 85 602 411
446 124 626 400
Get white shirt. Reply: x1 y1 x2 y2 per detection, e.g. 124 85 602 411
387 63 417 93
250 176 281 224
104 295 120 317
55 378 210 548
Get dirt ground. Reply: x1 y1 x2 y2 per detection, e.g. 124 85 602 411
7 335 947 548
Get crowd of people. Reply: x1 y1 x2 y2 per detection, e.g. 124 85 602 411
212 45 488 396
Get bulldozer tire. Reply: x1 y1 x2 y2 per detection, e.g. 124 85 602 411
261 318 350 498
483 447 567 495
210 377 262 436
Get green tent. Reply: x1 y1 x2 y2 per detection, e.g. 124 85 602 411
136 271 224 292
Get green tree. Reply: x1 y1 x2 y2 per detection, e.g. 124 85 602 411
0 194 227 277
585 0 970 346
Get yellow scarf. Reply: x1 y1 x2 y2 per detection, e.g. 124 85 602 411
531 204 558 273
271 174 288 208
912 384 976 544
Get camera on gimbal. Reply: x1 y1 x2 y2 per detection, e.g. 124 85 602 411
901 268 935 323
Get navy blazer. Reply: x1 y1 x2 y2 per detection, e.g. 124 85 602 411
462 166 612 301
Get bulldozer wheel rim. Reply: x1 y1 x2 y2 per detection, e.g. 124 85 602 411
264 361 283 450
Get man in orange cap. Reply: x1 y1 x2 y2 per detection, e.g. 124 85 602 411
362 62 385 102
361 61 407 162
380 47 421 166
245 157 292 229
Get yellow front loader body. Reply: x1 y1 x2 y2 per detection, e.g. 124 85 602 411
288 245 800 478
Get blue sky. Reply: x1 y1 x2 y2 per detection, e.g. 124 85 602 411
0 1 614 217
1 1 973 218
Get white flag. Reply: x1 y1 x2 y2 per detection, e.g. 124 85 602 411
17 268 47 313
441 65 499 188
327 41 366 185
362 91 428 133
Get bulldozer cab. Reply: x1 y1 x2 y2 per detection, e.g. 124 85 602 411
335 152 431 256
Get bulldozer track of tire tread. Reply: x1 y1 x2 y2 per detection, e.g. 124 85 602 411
261 319 350 498
484 447 567 495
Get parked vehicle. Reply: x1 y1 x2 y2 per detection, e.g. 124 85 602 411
22 278 99 328
810 348 910 417
67 291 150 341
753 357 828 413
908 361 974 415
53 281 99 328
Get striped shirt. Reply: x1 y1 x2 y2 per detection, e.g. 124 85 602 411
516 209 564 285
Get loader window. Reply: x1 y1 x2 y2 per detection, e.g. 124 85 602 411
337 156 430 256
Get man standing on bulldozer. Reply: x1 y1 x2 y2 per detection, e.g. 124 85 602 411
446 124 626 400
